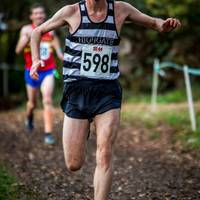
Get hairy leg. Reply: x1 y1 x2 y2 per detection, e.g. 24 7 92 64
63 115 90 171
94 109 120 200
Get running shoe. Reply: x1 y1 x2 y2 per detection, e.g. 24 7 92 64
44 133 56 145
25 115 34 132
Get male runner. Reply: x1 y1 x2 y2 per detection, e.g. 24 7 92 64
30 0 181 199
15 3 63 145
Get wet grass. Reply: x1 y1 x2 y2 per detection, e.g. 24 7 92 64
124 86 200 104
121 104 200 150
177 131 200 150
0 165 42 200
0 166 17 200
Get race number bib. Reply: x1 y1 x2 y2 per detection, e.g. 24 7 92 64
40 42 50 60
80 45 112 78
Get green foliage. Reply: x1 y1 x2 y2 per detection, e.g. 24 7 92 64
1 0 200 97
120 0 200 91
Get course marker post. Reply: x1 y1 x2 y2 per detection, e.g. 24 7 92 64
151 58 159 112
183 65 197 132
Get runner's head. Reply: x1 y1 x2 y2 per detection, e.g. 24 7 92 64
30 3 46 26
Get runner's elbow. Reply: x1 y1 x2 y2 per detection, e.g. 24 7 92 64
31 28 42 39
15 47 20 54
16 43 24 54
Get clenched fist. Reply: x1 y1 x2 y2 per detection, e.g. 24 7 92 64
30 60 45 80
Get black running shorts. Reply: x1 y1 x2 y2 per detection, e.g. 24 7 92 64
60 79 122 120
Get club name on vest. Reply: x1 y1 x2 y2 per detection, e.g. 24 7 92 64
78 37 115 46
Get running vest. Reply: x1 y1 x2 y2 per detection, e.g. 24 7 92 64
63 0 120 82
24 24 56 71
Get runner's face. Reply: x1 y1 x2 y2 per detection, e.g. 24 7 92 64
30 7 46 26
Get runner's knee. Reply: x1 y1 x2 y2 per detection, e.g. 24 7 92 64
64 150 84 172
27 101 36 110
42 97 52 107
96 143 112 170
65 157 83 172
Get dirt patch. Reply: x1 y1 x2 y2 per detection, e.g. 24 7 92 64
0 107 200 200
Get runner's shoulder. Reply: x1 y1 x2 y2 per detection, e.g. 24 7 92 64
21 24 32 33
114 1 135 18
20 24 32 36
58 3 79 18
114 1 133 10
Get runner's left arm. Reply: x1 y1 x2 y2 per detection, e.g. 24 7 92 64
122 2 181 33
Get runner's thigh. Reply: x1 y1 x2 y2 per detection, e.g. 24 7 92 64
63 115 90 164
40 74 55 98
95 109 120 145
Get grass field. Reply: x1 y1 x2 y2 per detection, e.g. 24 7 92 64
122 102 200 150
124 86 200 104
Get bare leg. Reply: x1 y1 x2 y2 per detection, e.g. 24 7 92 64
40 74 54 133
26 85 38 118
94 109 120 200
63 115 90 171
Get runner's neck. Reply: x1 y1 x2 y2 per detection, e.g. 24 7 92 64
86 0 107 13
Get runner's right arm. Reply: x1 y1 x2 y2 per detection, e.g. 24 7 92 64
15 26 30 54
52 33 64 61
30 5 75 80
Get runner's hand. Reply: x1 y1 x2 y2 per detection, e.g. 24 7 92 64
58 52 64 61
30 60 45 80
157 18 181 33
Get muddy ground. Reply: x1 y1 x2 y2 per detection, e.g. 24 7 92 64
0 106 200 200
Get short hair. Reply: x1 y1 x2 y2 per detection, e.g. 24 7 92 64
30 3 45 13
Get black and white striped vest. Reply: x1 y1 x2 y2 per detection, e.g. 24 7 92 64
63 0 120 82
